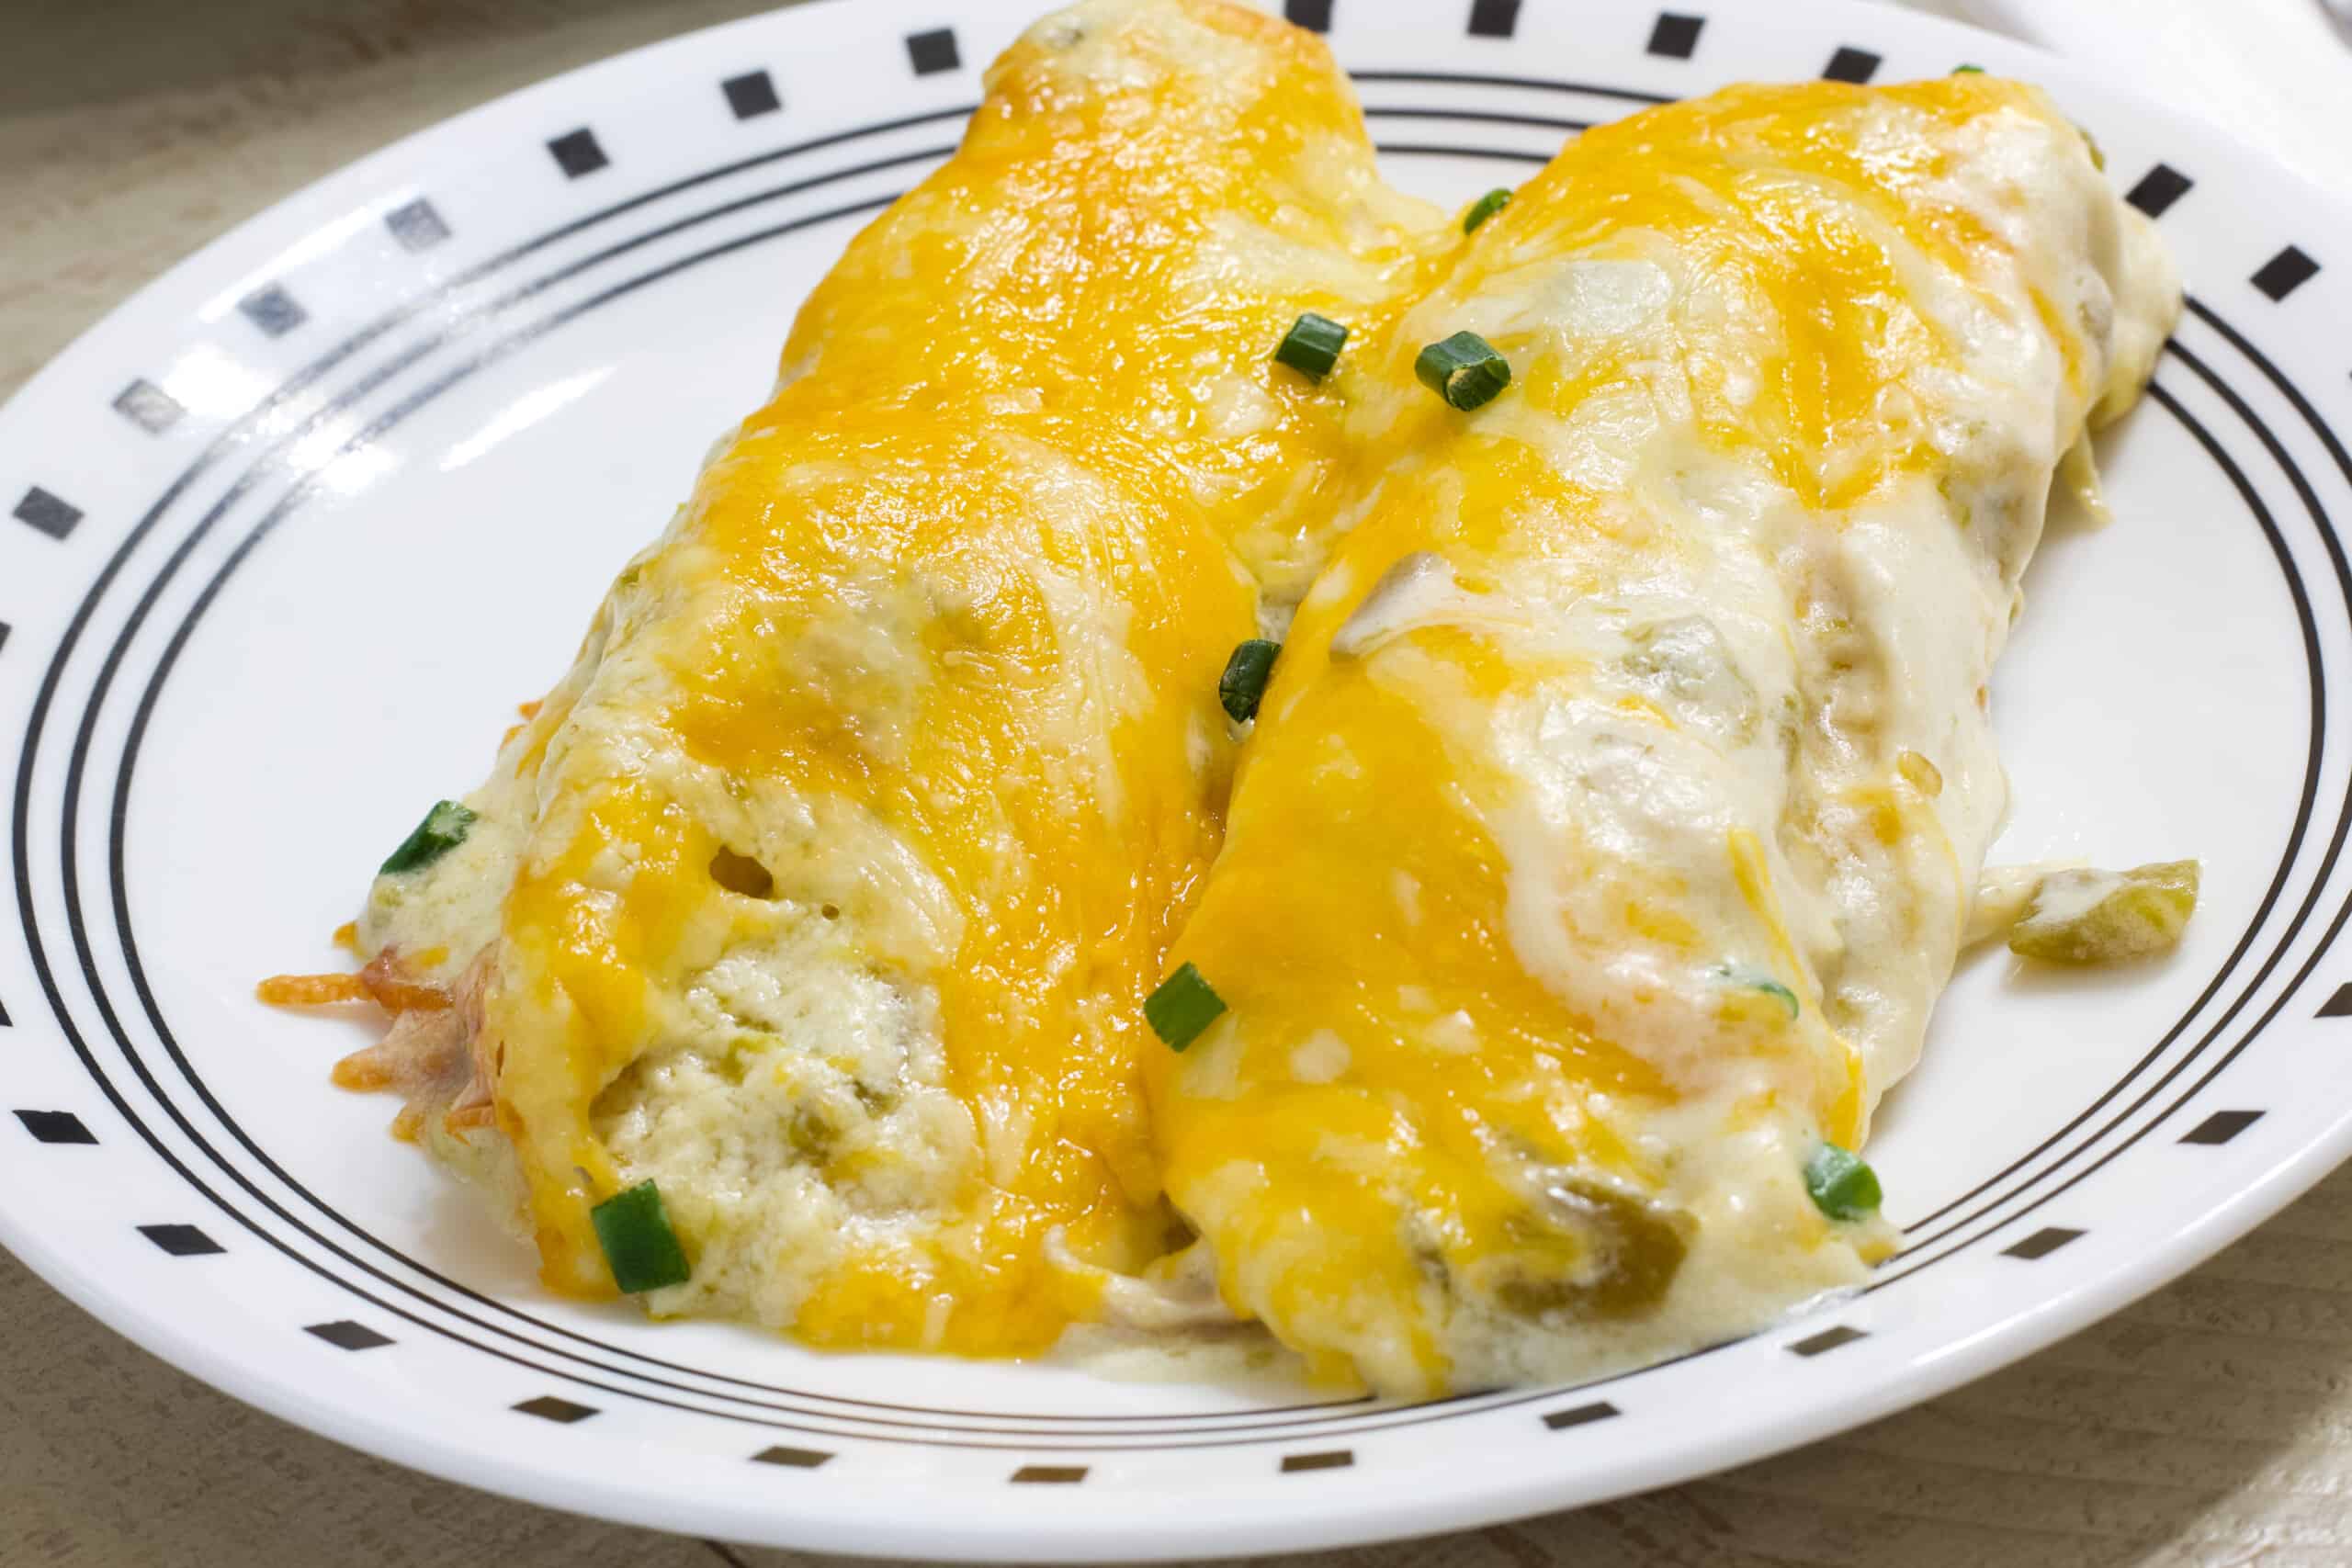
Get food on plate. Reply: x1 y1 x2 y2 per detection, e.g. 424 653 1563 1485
2004 861 2201 964
290 0 1443 1357
271 0 2186 1393
1142 73 2181 1393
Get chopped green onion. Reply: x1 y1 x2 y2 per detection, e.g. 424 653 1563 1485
1714 963 1799 1020
1804 1143 1883 1223
590 1179 692 1293
1274 312 1349 381
1462 186 1514 233
379 800 477 874
1218 638 1281 723
1951 63 1984 73
1414 331 1511 412
1146 962 1226 1051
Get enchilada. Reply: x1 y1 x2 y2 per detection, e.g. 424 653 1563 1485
278 1 2186 1394
318 0 1443 1355
1145 75 2180 1394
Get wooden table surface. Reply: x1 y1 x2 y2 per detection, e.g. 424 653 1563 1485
6 3 2348 1563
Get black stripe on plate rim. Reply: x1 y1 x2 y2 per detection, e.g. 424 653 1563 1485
14 88 2352 1448
34 138 1534 1446
95 280 2349 1446
16 121 1566 1446
22 125 2352 1448
1889 322 2341 1250
1875 354 2346 1286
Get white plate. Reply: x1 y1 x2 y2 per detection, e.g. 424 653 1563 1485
5 0 2350 1559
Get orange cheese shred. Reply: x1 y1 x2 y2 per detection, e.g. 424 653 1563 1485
255 972 372 1007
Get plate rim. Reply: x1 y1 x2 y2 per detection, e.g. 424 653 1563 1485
6 0 2352 1558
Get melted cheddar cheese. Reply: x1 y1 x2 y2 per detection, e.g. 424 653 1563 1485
357 0 1443 1356
340 3 2181 1393
1147 78 2178 1394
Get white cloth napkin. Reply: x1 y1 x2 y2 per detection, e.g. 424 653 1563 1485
1892 0 2352 204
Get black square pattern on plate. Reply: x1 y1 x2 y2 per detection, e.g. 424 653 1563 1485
1543 1400 1620 1430
752 1445 834 1469
548 129 609 178
2124 164 2193 219
514 1395 597 1424
1011 1464 1088 1483
906 28 961 73
1822 46 1882 83
1467 0 1520 37
724 70 781 118
2181 1109 2264 1145
1281 1450 1353 1472
305 1320 393 1351
2002 1226 2085 1260
1789 1325 1867 1357
14 1110 96 1145
139 1224 224 1258
385 197 451 252
14 486 83 541
1648 12 1703 58
2319 982 2352 1017
113 378 184 434
1284 0 1333 31
2253 245 2320 300
238 284 307 338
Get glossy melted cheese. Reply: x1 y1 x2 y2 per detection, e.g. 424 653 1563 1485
351 5 2181 1392
358 0 1443 1356
1145 79 2179 1393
